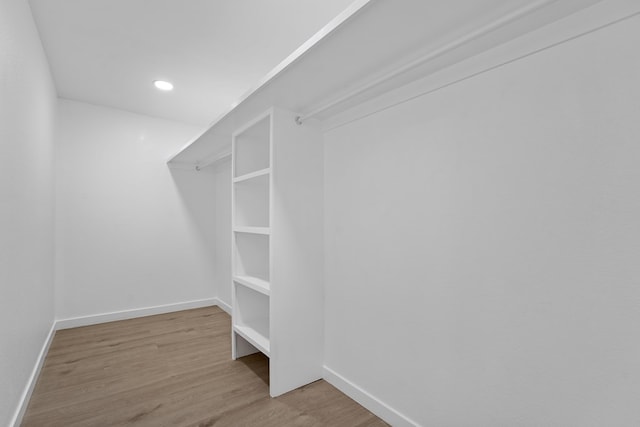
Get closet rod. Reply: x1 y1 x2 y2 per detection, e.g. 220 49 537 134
295 0 556 124
195 150 231 171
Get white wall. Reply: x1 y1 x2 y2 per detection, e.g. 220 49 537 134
0 0 57 424
55 99 217 320
212 157 232 309
323 13 640 427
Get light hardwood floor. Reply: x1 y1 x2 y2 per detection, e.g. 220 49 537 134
22 306 388 426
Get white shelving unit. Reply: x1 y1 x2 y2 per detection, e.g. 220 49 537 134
231 108 323 397
232 112 272 362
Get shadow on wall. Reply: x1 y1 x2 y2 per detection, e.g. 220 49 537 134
168 166 218 264
169 157 233 306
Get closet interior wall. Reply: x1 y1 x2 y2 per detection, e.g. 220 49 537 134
55 100 216 321
322 10 640 427
0 0 57 425
212 157 233 309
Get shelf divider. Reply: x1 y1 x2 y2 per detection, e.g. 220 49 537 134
234 226 270 235
234 275 270 296
233 167 270 183
233 324 270 356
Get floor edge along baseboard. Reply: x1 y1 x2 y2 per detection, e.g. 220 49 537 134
55 298 222 330
322 365 420 427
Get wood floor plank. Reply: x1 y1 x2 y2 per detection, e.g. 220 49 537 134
21 307 387 426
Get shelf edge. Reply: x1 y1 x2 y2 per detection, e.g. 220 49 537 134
234 226 270 235
233 168 271 183
233 325 270 356
234 276 270 296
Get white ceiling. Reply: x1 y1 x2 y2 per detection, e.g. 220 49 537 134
28 0 357 126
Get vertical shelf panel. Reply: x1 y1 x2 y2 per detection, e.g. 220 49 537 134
269 107 324 397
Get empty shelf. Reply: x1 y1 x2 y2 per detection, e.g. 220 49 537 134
233 167 270 183
234 275 270 295
233 324 270 356
234 226 270 235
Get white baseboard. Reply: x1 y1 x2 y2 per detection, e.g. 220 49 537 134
214 297 232 315
323 365 419 427
10 323 56 427
55 298 220 329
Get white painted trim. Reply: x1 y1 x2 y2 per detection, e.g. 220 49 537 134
167 161 198 171
55 298 219 329
215 298 232 315
323 365 419 427
168 152 231 171
299 0 557 122
10 323 56 427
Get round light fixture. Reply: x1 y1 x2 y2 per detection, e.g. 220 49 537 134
153 80 174 91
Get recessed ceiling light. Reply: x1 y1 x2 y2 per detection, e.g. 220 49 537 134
153 80 173 91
